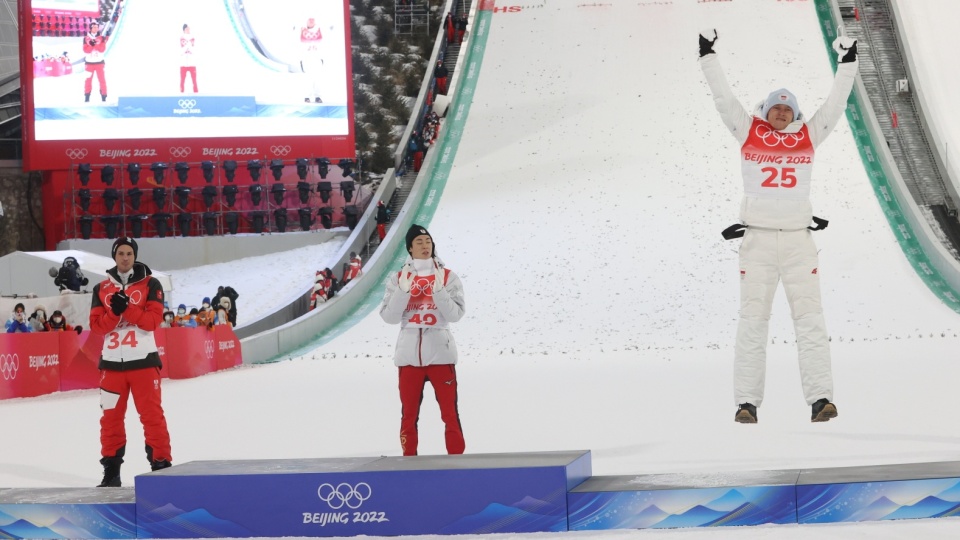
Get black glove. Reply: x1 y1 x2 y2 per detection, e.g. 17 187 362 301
81 277 89 286
110 292 129 316
88 39 97 46
699 29 717 57
75 326 84 335
837 37 857 64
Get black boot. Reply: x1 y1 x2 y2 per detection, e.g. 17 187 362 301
101 94 107 102
735 403 757 424
811 398 838 422
97 456 123 487
84 93 91 102
151 459 172 471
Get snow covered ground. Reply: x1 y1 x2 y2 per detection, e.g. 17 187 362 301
4 0 960 538
167 238 345 326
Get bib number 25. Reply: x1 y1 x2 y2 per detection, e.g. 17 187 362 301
106 330 139 349
761 167 797 188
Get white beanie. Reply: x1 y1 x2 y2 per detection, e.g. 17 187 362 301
759 88 802 122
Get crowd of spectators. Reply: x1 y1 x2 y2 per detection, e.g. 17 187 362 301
5 303 84 334
161 285 239 328
309 253 362 310
32 13 103 38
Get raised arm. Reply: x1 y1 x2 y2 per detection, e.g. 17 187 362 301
698 29 753 145
806 36 859 149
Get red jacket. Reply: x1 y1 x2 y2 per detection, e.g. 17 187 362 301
90 262 164 370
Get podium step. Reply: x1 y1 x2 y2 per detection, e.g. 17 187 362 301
0 487 136 539
135 451 591 538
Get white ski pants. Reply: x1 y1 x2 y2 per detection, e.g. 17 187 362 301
734 228 833 406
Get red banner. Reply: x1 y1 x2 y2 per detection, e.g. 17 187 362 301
1 327 242 400
0 333 61 399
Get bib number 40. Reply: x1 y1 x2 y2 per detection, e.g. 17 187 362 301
761 166 797 188
106 330 139 349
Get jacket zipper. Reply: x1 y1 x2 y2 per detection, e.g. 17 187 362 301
418 328 423 366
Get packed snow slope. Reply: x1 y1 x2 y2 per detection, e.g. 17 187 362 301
4 2 960 538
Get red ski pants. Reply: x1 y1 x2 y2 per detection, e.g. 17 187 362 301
377 223 387 241
84 63 107 96
180 66 198 93
398 364 465 456
100 368 172 462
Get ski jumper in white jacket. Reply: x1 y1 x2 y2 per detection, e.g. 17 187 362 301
380 255 466 455
700 51 858 407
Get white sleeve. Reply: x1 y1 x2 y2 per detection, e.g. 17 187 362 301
806 60 859 149
699 53 753 145
433 271 466 324
379 273 411 325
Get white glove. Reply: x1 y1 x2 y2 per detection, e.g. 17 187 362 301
432 258 445 293
832 35 858 63
398 263 415 293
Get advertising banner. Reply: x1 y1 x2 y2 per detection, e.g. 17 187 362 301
0 333 61 399
1 326 242 399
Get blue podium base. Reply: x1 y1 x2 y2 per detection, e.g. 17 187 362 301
135 451 592 538
0 487 136 539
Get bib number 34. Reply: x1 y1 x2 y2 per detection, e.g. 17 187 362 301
106 330 139 349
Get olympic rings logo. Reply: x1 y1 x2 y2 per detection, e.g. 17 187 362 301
204 339 214 360
1 353 20 381
178 99 197 109
755 124 806 149
410 278 433 298
170 147 192 158
104 289 144 307
270 145 292 156
317 482 371 510
66 148 88 160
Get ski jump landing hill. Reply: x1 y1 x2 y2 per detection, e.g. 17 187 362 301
4 0 960 537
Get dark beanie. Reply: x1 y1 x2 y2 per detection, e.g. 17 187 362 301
111 236 139 260
405 224 435 255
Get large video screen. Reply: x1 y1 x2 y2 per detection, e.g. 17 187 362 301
21 0 355 171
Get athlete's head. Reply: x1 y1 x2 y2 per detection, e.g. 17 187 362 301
760 88 801 131
112 237 138 273
307 17 316 28
89 22 99 35
406 224 435 259
183 24 190 33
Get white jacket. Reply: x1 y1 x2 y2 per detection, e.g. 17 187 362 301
380 257 466 367
700 53 858 229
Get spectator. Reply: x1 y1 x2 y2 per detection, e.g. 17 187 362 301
212 286 239 323
214 297 234 326
309 272 327 310
434 60 449 95
445 12 455 42
196 298 215 327
409 131 425 172
54 256 90 292
379 224 467 456
323 268 340 300
183 308 200 328
173 304 190 327
46 310 84 334
28 305 49 332
160 311 175 328
5 303 33 333
455 15 467 44
375 201 390 241
342 252 363 285
89 237 173 487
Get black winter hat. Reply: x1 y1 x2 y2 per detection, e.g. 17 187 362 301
405 224 435 256
111 236 139 260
